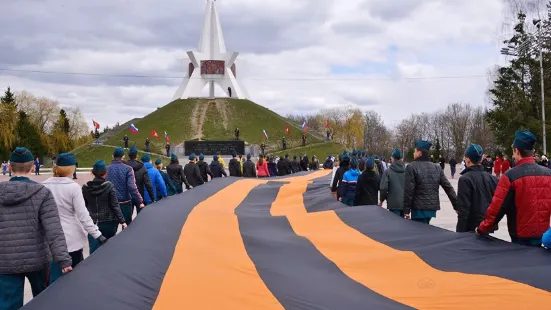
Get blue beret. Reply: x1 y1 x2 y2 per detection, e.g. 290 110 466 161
352 150 358 156
350 157 358 169
231 150 237 157
415 139 432 150
213 155 219 161
10 147 34 163
247 153 251 159
199 153 205 160
365 157 374 170
391 148 402 159
92 160 107 173
155 159 162 165
171 153 178 161
56 153 77 166
342 152 350 160
543 227 551 249
373 155 379 160
128 145 138 156
113 147 125 158
465 144 483 162
513 130 537 151
189 153 196 160
141 154 151 162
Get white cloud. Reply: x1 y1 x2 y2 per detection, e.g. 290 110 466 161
0 0 507 129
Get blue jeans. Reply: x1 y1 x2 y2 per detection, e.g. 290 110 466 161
0 266 49 310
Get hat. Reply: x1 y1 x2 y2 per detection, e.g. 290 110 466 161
199 153 205 161
10 147 34 163
141 154 151 162
513 130 537 151
171 153 178 161
365 157 374 170
391 148 402 160
56 153 77 166
189 153 196 160
231 150 237 157
129 145 138 156
213 155 219 161
465 144 483 162
155 159 162 165
352 150 358 156
247 153 251 160
342 152 350 160
113 147 125 158
293 155 297 159
92 160 107 173
415 139 432 151
350 157 358 169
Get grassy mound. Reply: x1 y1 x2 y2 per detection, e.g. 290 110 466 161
73 145 171 168
270 142 345 159
73 98 326 165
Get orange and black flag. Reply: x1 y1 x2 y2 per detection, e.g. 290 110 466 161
24 171 551 310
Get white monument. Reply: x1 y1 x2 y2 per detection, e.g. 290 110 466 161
172 0 248 100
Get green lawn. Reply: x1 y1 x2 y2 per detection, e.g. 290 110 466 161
270 142 346 159
72 145 171 168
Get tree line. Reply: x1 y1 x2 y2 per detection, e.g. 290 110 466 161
0 87 91 161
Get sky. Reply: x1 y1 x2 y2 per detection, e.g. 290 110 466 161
0 0 510 129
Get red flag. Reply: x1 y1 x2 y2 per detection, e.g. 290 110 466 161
324 119 330 129
93 120 100 129
285 125 290 135
151 130 159 139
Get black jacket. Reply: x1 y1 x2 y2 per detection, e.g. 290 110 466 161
82 178 126 224
197 160 213 182
209 161 227 178
268 162 278 177
309 159 319 171
229 158 242 177
125 159 155 203
184 162 204 187
291 159 302 173
277 159 292 176
300 158 309 171
242 160 257 178
456 165 498 232
354 170 380 206
323 158 334 169
331 160 350 196
167 163 191 189
403 156 457 214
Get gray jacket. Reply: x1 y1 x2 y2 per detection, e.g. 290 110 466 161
403 158 457 214
380 161 406 210
0 180 72 273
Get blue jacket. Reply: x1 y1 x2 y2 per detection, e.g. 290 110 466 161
339 169 361 201
144 162 167 204
106 160 142 205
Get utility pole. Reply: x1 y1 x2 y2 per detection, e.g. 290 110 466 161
536 20 547 155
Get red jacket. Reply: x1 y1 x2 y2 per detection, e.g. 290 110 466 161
256 161 270 177
478 157 551 239
501 159 511 173
493 157 502 174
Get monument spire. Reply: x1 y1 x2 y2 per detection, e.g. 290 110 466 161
172 0 248 100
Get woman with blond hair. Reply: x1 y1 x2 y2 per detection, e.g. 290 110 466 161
42 153 106 284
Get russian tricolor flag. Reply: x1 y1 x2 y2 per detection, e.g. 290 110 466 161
263 129 269 140
301 121 308 131
129 123 139 134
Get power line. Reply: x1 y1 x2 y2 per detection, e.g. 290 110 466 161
0 68 487 81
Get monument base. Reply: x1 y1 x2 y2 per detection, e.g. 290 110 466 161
184 140 245 156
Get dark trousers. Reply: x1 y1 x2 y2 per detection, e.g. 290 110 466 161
49 249 83 285
120 202 133 225
511 237 542 247
124 142 128 148
412 218 432 224
89 221 119 254
175 184 183 194
389 210 404 217
35 167 39 175
0 266 49 310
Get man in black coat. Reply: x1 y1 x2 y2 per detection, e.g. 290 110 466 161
323 155 334 169
456 144 498 232
331 153 350 200
277 154 291 176
354 157 380 206
166 154 190 193
184 153 204 187
228 151 242 177
403 140 457 224
300 154 309 171
165 143 171 157
197 154 213 182
125 146 155 212
123 135 129 149
242 154 257 178
291 155 302 173
282 137 287 150
210 155 227 178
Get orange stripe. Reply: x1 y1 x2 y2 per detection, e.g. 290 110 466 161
153 179 283 310
271 180 551 309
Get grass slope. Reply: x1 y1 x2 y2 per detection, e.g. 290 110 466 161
73 145 170 168
270 142 346 159
74 98 325 164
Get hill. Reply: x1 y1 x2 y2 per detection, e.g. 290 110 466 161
73 98 334 166
271 142 344 159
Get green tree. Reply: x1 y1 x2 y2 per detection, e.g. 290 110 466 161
1 86 17 108
51 109 72 153
16 111 45 159
0 87 18 159
487 12 544 152
432 137 442 159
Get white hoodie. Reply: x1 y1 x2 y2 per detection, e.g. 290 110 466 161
43 177 101 252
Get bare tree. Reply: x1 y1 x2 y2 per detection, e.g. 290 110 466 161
444 103 472 159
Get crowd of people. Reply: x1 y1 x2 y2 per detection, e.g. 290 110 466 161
330 130 551 248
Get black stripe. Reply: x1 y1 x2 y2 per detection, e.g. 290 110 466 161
236 182 410 310
304 174 343 213
330 194 551 291
24 177 239 310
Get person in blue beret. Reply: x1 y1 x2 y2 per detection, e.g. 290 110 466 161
228 150 242 177
43 153 105 284
379 148 406 216
166 154 191 193
477 130 551 247
331 152 351 199
154 159 177 198
403 139 457 224
354 157 379 206
339 157 361 206
197 153 213 183
455 144 498 233
209 155 228 179
125 145 155 214
183 153 204 187
140 154 167 204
